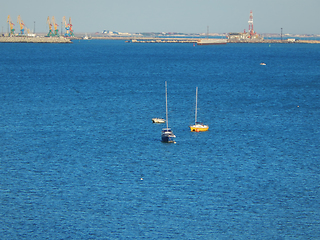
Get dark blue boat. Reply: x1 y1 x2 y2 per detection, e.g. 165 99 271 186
161 128 176 143
161 81 176 143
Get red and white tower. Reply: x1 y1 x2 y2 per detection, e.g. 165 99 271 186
248 10 254 35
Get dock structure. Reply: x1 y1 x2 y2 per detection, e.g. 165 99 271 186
130 38 198 43
2 35 319 44
228 39 320 44
124 37 320 44
0 36 72 43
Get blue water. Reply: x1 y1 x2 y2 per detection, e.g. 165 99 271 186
1 40 319 239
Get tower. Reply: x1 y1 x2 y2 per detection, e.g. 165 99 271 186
248 10 254 35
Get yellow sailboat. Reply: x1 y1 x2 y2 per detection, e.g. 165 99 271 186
189 87 209 132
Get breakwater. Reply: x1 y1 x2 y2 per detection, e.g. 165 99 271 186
2 36 319 44
0 36 72 43
130 38 197 43
94 36 320 44
228 39 320 44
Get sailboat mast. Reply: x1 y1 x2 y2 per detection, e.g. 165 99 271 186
165 81 169 129
195 87 198 124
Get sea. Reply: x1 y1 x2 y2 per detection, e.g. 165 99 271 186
0 40 319 239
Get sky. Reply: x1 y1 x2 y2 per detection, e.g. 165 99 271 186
1 0 320 35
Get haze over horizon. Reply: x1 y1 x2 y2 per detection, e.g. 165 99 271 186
2 0 320 35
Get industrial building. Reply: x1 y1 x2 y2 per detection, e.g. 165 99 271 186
228 11 263 42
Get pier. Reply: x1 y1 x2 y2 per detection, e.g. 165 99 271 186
127 38 320 44
129 38 197 43
0 36 72 43
1 36 319 44
93 36 320 44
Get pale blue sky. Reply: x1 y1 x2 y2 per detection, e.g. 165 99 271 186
1 0 320 34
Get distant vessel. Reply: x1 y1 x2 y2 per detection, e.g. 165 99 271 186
197 39 227 45
260 62 266 65
161 81 176 143
152 118 165 123
82 33 91 40
189 87 209 132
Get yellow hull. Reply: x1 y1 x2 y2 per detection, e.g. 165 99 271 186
190 124 209 132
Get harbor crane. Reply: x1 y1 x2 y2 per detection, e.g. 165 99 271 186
7 15 15 36
52 16 59 36
62 16 74 37
68 17 74 37
46 16 54 36
62 16 70 37
17 15 26 35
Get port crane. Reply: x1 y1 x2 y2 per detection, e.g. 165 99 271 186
17 15 26 35
62 16 74 37
7 15 15 36
68 17 74 37
62 16 70 37
46 16 54 36
52 16 59 36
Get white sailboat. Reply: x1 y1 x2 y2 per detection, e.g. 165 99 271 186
161 81 176 143
189 87 209 132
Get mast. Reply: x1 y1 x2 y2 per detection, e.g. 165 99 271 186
195 87 198 124
165 81 169 129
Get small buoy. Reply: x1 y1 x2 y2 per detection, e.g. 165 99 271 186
140 178 143 180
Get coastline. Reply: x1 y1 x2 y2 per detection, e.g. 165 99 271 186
1 36 320 44
93 36 320 44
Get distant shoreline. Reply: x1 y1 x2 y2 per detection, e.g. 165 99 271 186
1 36 320 44
91 37 320 44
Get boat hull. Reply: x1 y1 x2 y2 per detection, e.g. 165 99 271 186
190 124 209 132
161 134 176 143
197 39 227 45
161 128 176 143
152 118 165 123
